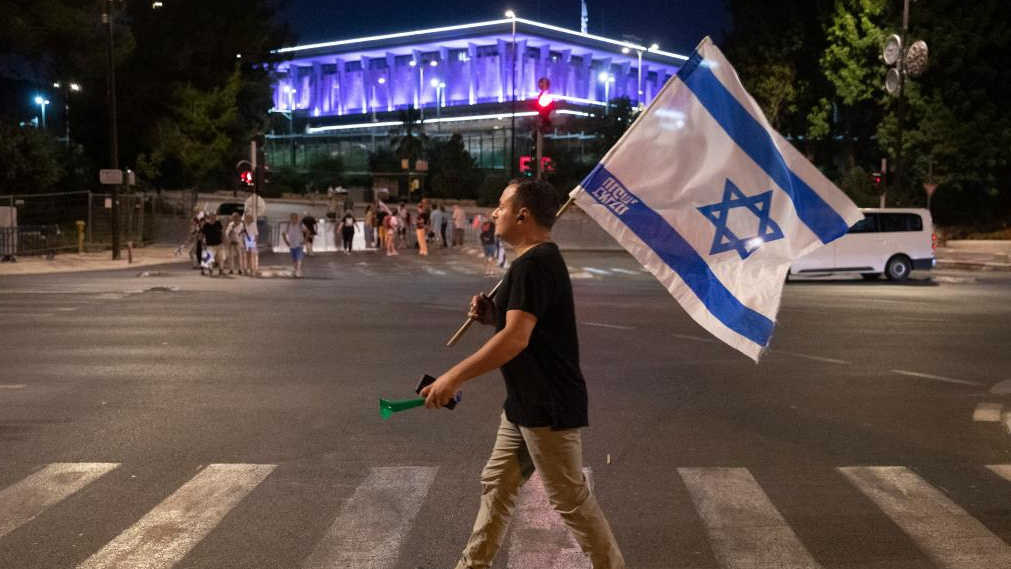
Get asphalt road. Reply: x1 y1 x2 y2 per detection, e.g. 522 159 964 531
2 247 1011 569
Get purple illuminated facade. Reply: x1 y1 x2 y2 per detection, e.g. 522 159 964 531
268 17 686 171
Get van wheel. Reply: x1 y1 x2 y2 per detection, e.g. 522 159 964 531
885 255 912 281
861 273 881 280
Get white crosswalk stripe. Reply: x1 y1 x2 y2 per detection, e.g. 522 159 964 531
77 463 275 569
4 461 1011 568
301 466 437 569
840 466 1011 569
679 467 822 569
507 469 593 569
0 462 120 539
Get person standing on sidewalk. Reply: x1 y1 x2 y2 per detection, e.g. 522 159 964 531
416 203 430 256
339 209 356 254
301 212 318 257
480 219 496 276
364 204 376 248
452 204 467 246
430 203 445 248
225 213 245 275
283 212 306 278
241 213 259 276
200 213 226 277
421 179 625 569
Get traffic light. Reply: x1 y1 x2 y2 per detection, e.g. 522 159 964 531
871 171 883 190
535 90 555 133
239 170 254 187
518 156 534 177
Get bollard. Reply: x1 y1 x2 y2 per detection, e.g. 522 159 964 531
127 240 134 264
75 220 86 253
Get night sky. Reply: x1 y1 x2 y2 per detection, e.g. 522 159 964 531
278 0 730 56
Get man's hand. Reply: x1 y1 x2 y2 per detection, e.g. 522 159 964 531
421 374 461 409
468 293 497 326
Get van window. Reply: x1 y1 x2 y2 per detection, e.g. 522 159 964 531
847 214 878 234
879 213 923 232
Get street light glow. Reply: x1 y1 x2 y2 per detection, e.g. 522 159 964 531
621 47 630 54
597 72 611 82
504 10 515 18
52 82 60 88
377 77 386 84
649 43 660 51
409 60 417 67
69 83 81 92
429 60 438 67
430 78 440 87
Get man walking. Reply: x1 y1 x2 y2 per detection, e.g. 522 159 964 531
422 179 625 569
200 212 225 277
283 212 306 278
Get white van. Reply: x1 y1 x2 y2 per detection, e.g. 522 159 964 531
790 208 935 281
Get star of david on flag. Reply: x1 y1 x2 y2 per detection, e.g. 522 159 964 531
571 37 863 361
698 180 784 260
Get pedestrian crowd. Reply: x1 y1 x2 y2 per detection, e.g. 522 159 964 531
181 211 260 277
181 199 504 279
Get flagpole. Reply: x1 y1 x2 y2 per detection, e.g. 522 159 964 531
445 194 579 347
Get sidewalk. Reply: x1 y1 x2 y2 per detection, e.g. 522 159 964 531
0 246 186 276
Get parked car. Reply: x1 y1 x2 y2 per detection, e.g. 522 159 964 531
789 208 935 281
215 202 245 218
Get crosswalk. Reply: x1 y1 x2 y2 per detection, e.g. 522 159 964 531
4 462 1011 568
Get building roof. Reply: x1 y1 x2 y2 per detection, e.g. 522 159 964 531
273 16 688 69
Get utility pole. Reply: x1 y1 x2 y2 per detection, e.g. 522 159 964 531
104 0 121 260
894 0 910 199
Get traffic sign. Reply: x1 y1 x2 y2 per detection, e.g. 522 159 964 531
99 169 123 185
244 195 267 217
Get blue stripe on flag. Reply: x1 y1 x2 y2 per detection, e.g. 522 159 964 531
676 53 850 244
581 165 774 348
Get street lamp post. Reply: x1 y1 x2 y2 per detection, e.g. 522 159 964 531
506 10 517 177
622 46 645 105
286 86 297 166
432 80 446 131
53 82 81 147
598 72 615 114
34 96 50 129
104 0 121 260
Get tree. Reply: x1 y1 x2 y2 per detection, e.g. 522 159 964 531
0 122 65 194
429 133 484 199
877 0 1011 222
585 96 637 156
138 70 244 188
390 108 427 168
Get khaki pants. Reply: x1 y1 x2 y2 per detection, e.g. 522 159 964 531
455 412 625 569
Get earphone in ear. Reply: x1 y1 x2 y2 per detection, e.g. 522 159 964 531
517 214 526 221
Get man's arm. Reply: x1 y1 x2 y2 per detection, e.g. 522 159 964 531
421 309 536 408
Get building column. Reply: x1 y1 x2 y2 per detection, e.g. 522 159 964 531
467 43 478 105
334 58 346 115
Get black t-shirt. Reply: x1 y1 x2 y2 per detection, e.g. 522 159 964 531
301 216 317 235
494 242 587 430
201 221 223 246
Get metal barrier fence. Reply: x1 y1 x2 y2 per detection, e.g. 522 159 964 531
0 225 74 258
0 191 166 256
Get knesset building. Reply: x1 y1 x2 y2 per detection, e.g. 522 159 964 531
266 16 686 178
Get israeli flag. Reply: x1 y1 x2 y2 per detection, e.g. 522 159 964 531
572 38 862 361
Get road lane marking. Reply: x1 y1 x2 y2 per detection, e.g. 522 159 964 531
973 403 1004 422
0 384 26 389
581 322 634 330
890 370 982 387
302 466 436 569
679 467 822 569
840 466 1011 569
990 380 1011 395
986 465 1011 483
424 267 448 276
507 468 592 569
0 463 120 539
78 463 275 569
671 333 718 344
772 350 851 365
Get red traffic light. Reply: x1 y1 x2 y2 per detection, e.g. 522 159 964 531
537 92 553 108
240 170 254 186
871 172 883 188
